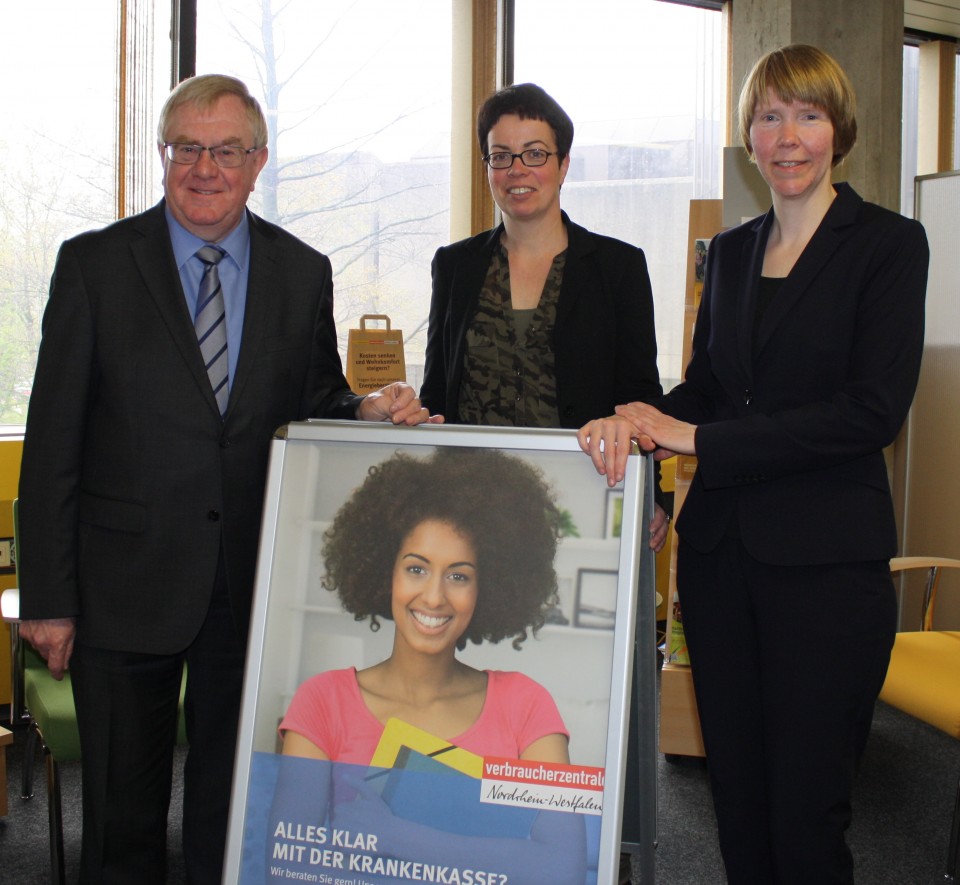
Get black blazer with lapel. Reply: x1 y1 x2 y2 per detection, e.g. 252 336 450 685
420 212 662 429
18 202 363 652
663 184 928 566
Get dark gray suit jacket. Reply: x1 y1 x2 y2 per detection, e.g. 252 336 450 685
663 184 928 565
18 201 362 652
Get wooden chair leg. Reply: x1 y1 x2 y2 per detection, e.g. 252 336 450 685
948 774 960 882
45 752 66 885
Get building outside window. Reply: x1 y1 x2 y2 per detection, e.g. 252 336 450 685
512 0 725 389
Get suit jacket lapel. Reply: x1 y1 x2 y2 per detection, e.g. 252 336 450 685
228 212 279 413
129 205 218 410
754 185 860 358
451 226 499 347
555 215 594 328
436 227 499 415
736 212 770 377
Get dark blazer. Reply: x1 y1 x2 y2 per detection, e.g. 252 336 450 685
420 212 662 429
18 201 363 652
663 183 928 566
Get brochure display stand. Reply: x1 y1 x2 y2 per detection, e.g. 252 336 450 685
223 421 658 885
658 199 721 759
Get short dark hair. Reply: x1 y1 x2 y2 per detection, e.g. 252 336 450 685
738 44 857 167
322 447 562 650
477 83 574 162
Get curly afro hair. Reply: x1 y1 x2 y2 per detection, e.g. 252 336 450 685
322 447 562 650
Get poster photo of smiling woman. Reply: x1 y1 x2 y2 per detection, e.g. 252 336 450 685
280 447 583 884
222 422 657 885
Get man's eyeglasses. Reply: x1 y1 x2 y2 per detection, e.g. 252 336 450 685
482 149 556 169
163 143 260 168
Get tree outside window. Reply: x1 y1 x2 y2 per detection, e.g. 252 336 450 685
197 0 454 392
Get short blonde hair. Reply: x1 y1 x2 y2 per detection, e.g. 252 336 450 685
157 74 268 149
738 44 857 167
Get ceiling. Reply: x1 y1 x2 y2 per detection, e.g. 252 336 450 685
905 0 960 39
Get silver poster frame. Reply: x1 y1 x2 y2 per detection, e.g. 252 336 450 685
223 421 657 884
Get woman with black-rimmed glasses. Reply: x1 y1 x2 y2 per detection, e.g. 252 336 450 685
421 82 669 556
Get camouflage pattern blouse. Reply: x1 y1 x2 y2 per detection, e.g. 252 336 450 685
457 241 567 427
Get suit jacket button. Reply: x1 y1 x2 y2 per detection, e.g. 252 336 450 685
207 510 221 522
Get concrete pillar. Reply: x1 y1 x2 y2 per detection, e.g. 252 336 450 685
728 0 905 211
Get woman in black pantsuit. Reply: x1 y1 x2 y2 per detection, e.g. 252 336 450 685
579 45 929 884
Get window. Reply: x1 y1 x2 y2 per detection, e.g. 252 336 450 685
1 1 171 425
196 0 454 390
513 0 725 389
902 40 960 218
902 43 920 216
0 4 121 423
196 0 723 391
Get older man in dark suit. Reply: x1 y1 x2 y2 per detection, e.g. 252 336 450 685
17 74 432 885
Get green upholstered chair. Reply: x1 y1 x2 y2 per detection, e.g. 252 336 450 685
3 600 79 885
3 500 187 885
878 556 960 881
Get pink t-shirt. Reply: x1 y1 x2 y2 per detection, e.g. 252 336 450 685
280 667 568 765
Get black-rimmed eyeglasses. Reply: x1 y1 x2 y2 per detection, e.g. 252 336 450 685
483 149 556 169
163 143 261 168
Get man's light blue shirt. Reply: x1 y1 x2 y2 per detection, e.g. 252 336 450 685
166 206 251 392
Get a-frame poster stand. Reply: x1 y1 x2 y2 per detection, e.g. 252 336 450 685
224 421 658 884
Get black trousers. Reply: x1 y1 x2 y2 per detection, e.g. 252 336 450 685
677 537 896 885
71 569 246 885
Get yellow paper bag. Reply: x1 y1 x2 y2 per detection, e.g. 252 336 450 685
345 314 406 393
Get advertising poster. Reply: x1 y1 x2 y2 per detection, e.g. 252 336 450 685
224 422 655 885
